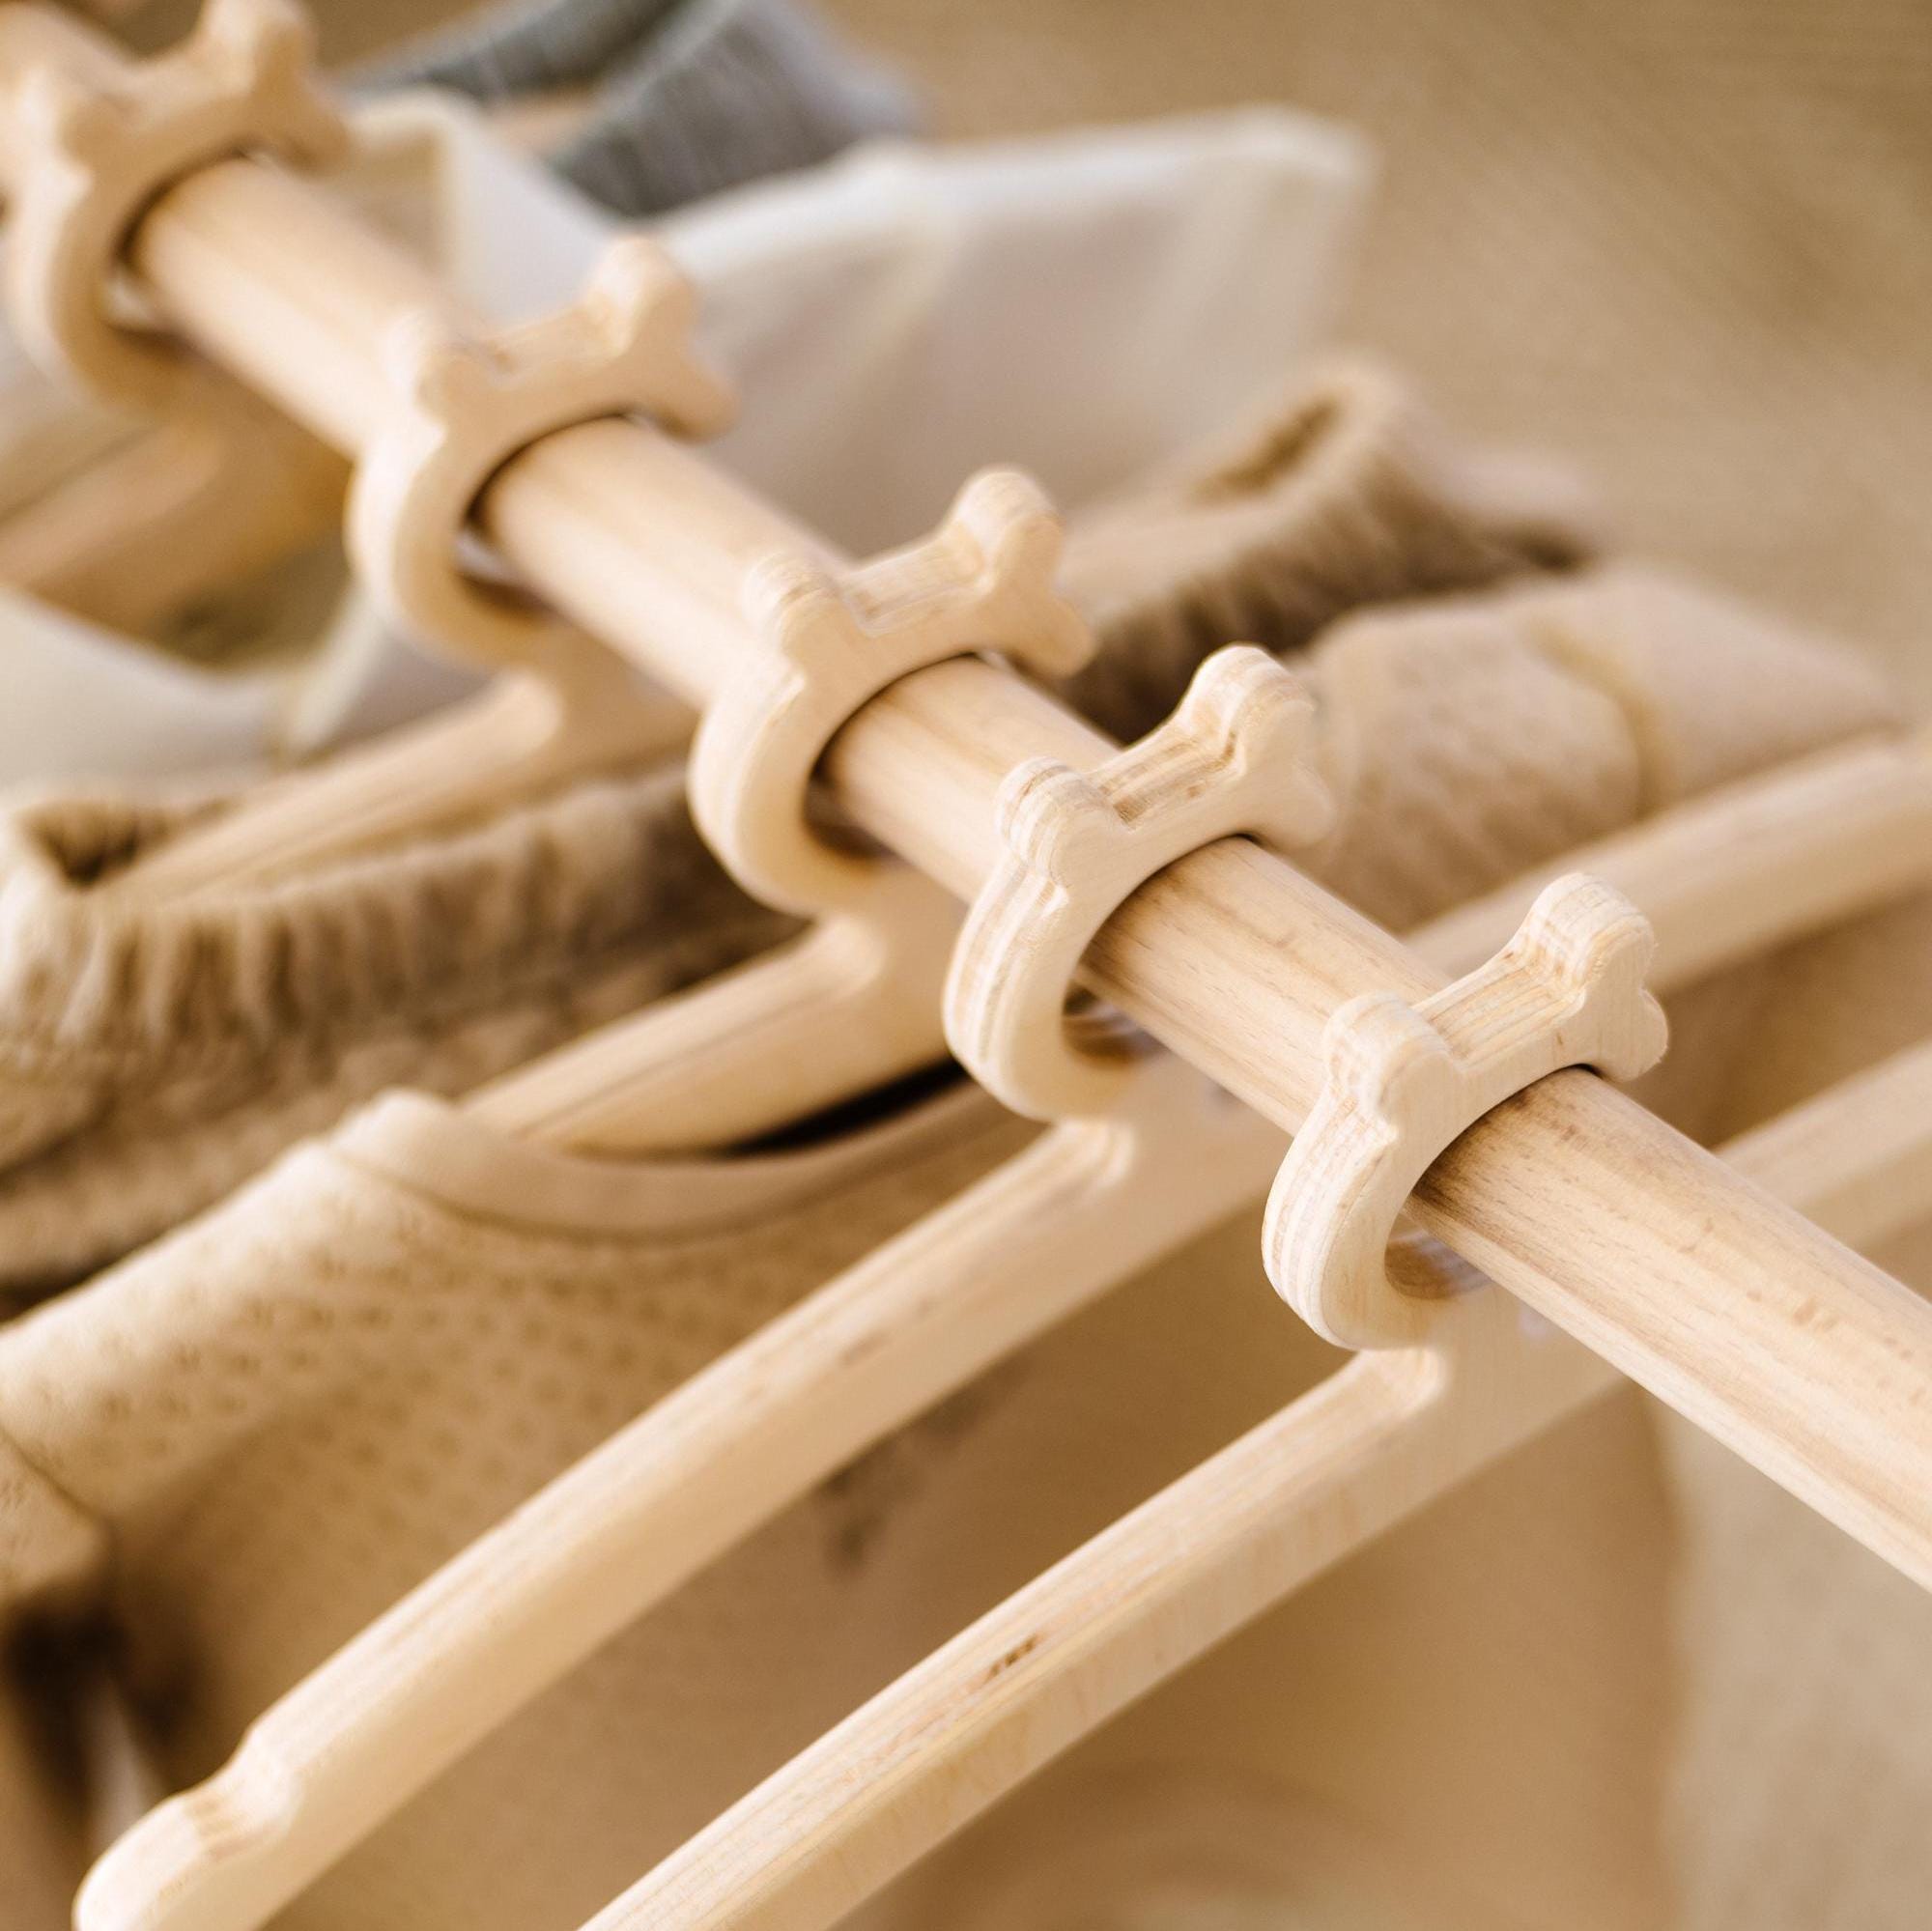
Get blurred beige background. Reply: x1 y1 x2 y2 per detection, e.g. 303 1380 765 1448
141 0 1932 709
822 0 1932 710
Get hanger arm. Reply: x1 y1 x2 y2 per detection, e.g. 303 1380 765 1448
0 392 346 638
109 657 691 900
597 1343 1479 1931
8 5 1928 1580
469 869 954 1156
73 1062 1287 1931
575 1036 1932 1931
74 758 1932 1931
1412 726 1932 984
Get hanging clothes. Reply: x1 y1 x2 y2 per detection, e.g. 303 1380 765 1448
0 365 1586 1299
0 554 1903 1931
0 99 1365 779
360 0 920 217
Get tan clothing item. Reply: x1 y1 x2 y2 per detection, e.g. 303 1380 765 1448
1303 560 1898 930
0 768 783 1302
0 557 1908 1928
0 363 1585 1302
7 1084 1037 1931
1055 358 1594 741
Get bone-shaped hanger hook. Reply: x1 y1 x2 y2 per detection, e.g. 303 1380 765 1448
4 0 345 407
689 466 1093 917
946 644 1334 1121
346 234 733 674
1264 871 1668 1350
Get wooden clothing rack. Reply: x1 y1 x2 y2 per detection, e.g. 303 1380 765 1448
1 0 1927 1589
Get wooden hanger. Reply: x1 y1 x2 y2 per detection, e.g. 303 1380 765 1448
99 230 732 900
75 645 1932 1930
0 7 719 896
10 0 1931 1602
943 643 1332 1120
74 649 1339 1931
1 0 346 412
555 1035 1932 1931
109 636 689 899
471 860 961 1156
473 461 1095 1152
0 0 352 665
0 374 346 640
75 1052 1289 1931
1413 724 1932 989
1266 871 1668 1350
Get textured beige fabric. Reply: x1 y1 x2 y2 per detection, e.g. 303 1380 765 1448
0 363 1585 1302
9 1084 1039 1931
1303 561 1898 931
0 553 1908 1928
78 4 1932 1917
1055 358 1593 742
0 767 785 1301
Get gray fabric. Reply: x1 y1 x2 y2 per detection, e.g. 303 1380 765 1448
363 0 918 216
364 0 689 94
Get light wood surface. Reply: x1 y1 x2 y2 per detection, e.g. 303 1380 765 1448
572 1039 1932 1931
474 864 963 1155
0 0 344 408
76 1054 1292 1931
347 233 731 667
0 386 346 635
74 784 1932 1931
1267 872 1667 1349
690 467 1088 917
4 3 1928 1585
945 644 1331 1120
109 650 692 897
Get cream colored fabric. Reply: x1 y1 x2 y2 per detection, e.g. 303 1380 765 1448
0 554 1908 1928
0 365 1589 1302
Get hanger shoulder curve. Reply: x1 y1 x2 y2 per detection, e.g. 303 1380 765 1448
75 1056 1283 1931
566 1036 1932 1931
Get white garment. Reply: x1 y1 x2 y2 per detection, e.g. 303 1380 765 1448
0 93 1367 785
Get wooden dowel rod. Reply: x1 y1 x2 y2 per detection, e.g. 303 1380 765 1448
10 6 1929 1583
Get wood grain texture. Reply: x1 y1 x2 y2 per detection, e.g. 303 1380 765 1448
0 0 343 407
74 742 1932 1931
944 645 1330 1119
346 233 729 667
690 467 1087 917
2 5 1925 1584
571 1042 1932 1931
1266 872 1667 1349
75 1055 1289 1931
